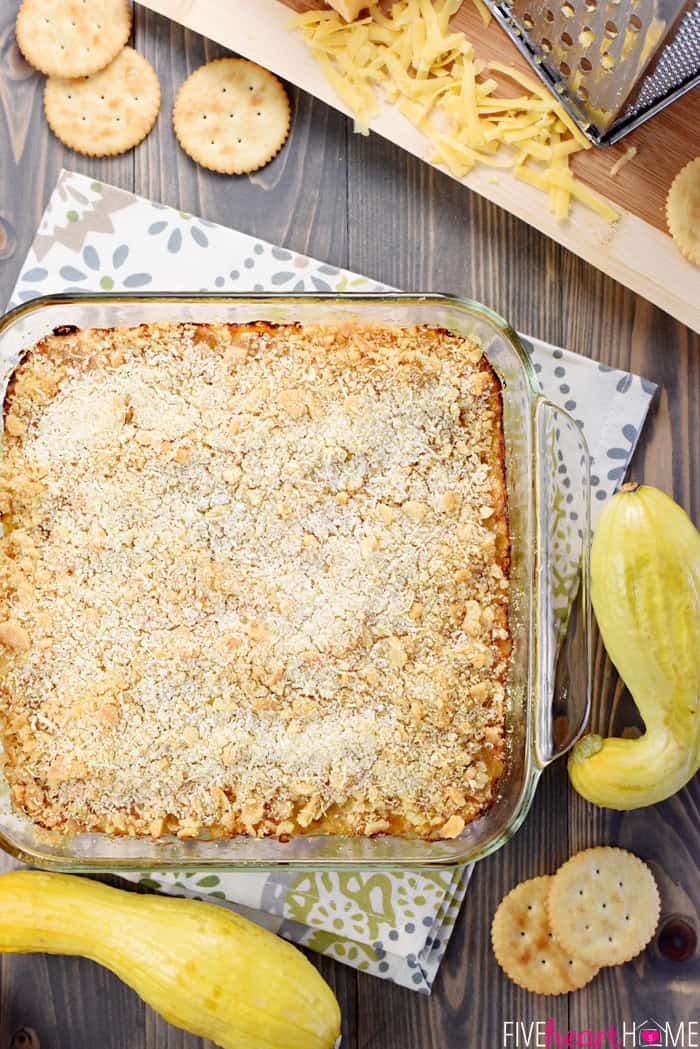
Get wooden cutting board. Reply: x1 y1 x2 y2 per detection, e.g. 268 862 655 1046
140 0 700 332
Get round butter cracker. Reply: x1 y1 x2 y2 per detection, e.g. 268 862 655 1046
44 47 160 157
173 58 290 175
666 157 700 267
491 876 599 995
16 0 132 79
548 847 660 968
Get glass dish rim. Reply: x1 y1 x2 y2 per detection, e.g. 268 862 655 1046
0 291 584 871
0 288 541 389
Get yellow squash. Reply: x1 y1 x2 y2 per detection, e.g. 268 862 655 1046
569 483 700 808
0 871 340 1049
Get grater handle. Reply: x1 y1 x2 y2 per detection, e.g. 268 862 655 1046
533 398 592 767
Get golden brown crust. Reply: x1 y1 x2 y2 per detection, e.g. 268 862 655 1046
0 320 510 840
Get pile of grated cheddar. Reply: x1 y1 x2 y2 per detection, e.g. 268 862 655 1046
290 0 618 222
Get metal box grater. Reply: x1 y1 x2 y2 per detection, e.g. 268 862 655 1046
483 0 700 144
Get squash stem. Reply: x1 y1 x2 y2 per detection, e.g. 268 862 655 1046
572 733 603 760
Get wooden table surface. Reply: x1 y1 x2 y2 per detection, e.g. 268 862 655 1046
0 5 699 1048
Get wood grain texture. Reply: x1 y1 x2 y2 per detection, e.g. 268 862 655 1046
0 1 699 1047
285 0 700 236
284 0 700 233
140 0 700 333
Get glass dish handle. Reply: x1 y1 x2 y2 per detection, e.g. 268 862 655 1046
534 397 592 768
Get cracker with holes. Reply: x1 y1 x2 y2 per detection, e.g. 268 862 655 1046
491 876 599 995
172 58 290 175
44 47 160 157
548 847 660 968
16 0 131 79
666 157 700 267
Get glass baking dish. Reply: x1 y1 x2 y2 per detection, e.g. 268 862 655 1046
0 292 590 871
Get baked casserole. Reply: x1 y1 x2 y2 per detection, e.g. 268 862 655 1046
0 320 510 840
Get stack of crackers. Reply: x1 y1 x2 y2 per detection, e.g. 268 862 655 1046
15 0 290 173
492 847 660 994
16 0 159 157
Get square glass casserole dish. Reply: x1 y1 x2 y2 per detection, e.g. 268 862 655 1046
0 292 590 871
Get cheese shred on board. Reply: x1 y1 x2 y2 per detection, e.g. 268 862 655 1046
290 0 618 222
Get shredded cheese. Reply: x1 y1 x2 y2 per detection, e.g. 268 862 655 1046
514 163 616 220
290 0 617 222
471 0 492 27
325 0 369 20
609 146 637 177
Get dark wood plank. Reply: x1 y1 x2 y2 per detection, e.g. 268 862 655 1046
568 313 700 1034
0 2 698 1048
0 4 357 1049
134 6 350 267
0 23 144 1049
346 104 700 1047
0 2 135 303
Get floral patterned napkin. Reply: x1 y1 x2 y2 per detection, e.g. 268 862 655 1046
6 170 656 992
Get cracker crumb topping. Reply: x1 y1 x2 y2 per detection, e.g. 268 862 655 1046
0 321 510 840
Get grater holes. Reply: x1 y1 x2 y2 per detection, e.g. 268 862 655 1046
579 56 593 71
601 52 616 69
559 60 571 75
561 2 575 16
629 13 642 30
577 85 589 100
626 3 700 120
584 0 596 10
541 36 553 51
523 12 534 28
605 19 619 37
579 26 594 46
561 30 574 46
543 7 554 21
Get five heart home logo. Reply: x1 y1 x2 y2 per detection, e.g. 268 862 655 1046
503 1015 700 1047
637 1021 664 1047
